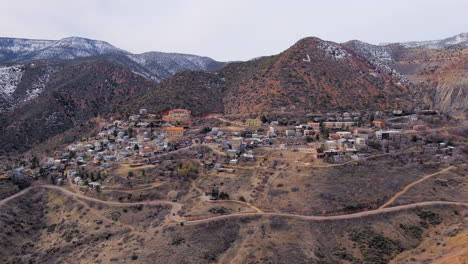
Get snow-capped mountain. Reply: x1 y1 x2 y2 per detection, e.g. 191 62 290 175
0 37 124 62
0 36 227 82
0 38 51 62
383 32 468 49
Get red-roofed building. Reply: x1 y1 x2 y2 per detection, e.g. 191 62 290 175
373 120 385 129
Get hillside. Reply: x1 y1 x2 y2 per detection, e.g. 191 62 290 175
130 37 413 117
222 37 411 115
0 182 465 263
0 61 62 112
0 59 155 155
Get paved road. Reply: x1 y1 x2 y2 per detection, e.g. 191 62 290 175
379 166 456 209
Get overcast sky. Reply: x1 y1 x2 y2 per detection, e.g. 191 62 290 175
1 0 467 61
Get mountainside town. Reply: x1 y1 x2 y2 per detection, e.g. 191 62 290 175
3 106 463 198
0 4 467 262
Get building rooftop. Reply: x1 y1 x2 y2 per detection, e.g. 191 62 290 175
166 127 184 130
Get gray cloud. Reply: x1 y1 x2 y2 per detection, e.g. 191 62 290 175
0 0 467 61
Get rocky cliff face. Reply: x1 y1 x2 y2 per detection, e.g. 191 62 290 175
390 48 468 118
344 35 468 118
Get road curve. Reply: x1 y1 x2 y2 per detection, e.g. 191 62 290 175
379 166 455 209
0 185 183 222
0 187 36 207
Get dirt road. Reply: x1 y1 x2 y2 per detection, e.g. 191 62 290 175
1 184 466 226
0 185 183 222
182 201 468 225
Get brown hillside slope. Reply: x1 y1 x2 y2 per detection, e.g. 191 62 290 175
129 71 225 116
222 37 411 115
132 37 413 117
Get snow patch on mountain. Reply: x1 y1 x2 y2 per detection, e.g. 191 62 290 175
23 65 57 102
317 42 348 60
345 40 394 63
0 63 59 112
343 40 410 87
0 65 24 97
446 32 468 45
21 37 126 61
0 65 24 111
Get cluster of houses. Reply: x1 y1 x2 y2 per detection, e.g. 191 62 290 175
5 109 196 189
237 111 428 162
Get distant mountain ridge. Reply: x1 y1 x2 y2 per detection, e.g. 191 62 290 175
0 37 124 62
0 36 227 82
380 32 468 49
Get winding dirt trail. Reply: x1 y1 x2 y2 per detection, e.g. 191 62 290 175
379 166 456 209
1 184 466 226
